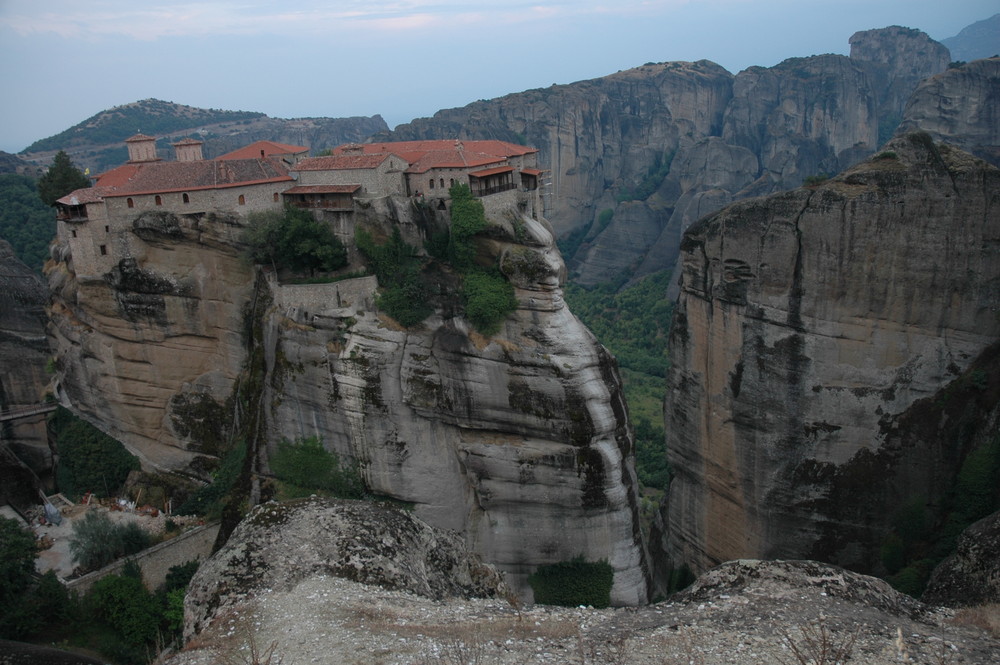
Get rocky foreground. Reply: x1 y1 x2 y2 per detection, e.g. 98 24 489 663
164 499 999 665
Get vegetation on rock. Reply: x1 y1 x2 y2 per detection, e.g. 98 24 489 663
49 406 141 500
69 511 152 572
269 435 366 499
528 556 614 608
0 173 55 271
37 150 90 206
244 207 347 275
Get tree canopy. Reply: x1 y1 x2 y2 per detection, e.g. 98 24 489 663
0 174 56 272
244 207 347 275
37 151 90 206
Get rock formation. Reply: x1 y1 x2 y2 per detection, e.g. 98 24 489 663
46 186 651 603
924 510 1000 607
383 27 951 286
658 133 1000 575
171 553 1000 665
897 57 1000 166
184 497 507 638
0 238 52 497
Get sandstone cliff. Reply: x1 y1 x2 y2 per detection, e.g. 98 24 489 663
46 193 651 603
383 28 950 286
0 238 53 497
658 133 1000 576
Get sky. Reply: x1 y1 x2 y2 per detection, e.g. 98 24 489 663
0 0 995 154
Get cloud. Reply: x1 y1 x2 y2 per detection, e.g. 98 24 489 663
0 0 693 40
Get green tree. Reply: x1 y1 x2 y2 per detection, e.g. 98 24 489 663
37 150 90 206
356 227 432 327
244 207 347 275
50 406 140 500
0 174 56 272
88 574 161 647
448 183 487 269
462 269 517 335
0 517 38 638
69 511 151 571
270 436 365 499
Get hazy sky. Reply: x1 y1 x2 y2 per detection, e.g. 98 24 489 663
0 0 995 153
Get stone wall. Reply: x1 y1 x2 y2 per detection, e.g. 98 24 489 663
271 276 378 317
67 522 219 595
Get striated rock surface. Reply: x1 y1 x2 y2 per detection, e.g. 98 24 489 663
383 28 950 285
46 192 651 603
0 238 52 486
169 557 1000 665
46 211 256 471
659 133 1000 575
184 497 507 638
897 57 1000 166
923 511 1000 607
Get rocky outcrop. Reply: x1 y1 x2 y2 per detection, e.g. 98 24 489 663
184 497 507 638
47 191 651 603
0 239 52 487
897 57 1000 166
383 28 951 286
659 134 1000 575
169 556 1000 665
924 511 1000 607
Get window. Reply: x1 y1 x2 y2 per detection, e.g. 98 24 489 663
440 178 444 188
450 178 455 187
71 230 77 238
183 193 190 204
273 193 279 202
155 195 162 206
238 195 246 205
99 245 107 256
127 198 134 208
429 179 435 190
105 225 110 233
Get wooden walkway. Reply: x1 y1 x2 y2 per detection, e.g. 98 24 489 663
0 403 58 422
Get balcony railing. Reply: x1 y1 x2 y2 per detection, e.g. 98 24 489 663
472 183 516 197
287 200 354 210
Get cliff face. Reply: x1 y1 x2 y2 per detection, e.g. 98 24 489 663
0 239 52 490
897 57 1000 167
659 133 1000 574
47 197 650 604
383 28 950 285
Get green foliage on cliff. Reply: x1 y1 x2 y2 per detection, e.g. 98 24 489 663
244 207 347 275
23 99 264 154
50 406 141 500
0 174 54 272
175 440 246 518
356 226 432 327
528 556 613 608
448 183 488 269
37 150 90 206
616 151 674 202
462 269 518 336
0 517 39 638
269 435 365 499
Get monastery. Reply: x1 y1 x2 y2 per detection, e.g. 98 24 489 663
55 135 545 279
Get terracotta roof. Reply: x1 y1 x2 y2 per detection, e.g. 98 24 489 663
57 187 112 206
520 168 543 176
172 138 203 146
217 141 309 161
332 139 537 174
126 133 156 142
283 185 361 195
293 154 395 171
469 165 514 178
87 157 292 198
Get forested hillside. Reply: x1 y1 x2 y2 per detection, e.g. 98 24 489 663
0 174 55 273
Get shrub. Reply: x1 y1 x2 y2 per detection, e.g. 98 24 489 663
244 207 347 275
448 183 488 269
50 406 140 499
462 270 518 335
69 511 152 571
357 227 432 327
270 436 365 499
88 574 161 647
0 517 39 638
528 556 614 608
175 440 246 517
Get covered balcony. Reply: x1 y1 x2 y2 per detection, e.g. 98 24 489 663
283 184 360 210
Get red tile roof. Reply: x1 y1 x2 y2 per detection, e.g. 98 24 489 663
284 184 361 194
520 168 543 176
332 139 537 174
217 141 309 161
57 187 112 206
294 154 395 171
87 157 292 198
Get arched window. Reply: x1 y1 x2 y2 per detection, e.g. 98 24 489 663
450 178 455 187
238 195 246 205
155 195 162 206
429 179 435 190
182 193 190 204
440 178 444 188
273 193 279 202
127 198 134 208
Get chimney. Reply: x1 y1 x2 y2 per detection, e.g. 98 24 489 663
172 138 204 162
125 134 159 163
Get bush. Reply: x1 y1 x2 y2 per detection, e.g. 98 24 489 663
448 183 488 269
0 517 39 638
270 436 365 499
50 406 140 500
244 207 347 275
88 574 161 647
462 270 517 335
528 557 614 608
69 511 152 571
357 227 432 327
174 440 246 517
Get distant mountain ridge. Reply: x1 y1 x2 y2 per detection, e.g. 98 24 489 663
942 13 1000 62
20 99 388 174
